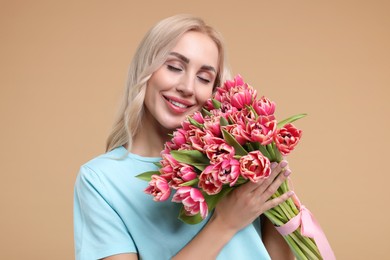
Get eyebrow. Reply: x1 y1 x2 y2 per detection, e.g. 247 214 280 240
169 52 217 73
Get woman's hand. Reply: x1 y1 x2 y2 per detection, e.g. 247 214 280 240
172 160 293 260
211 160 293 233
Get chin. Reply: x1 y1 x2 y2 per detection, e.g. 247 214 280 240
159 120 183 132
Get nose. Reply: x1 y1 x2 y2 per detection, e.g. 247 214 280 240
176 73 195 96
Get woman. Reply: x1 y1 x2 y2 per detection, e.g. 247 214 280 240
74 14 294 260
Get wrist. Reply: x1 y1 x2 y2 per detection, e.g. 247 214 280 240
206 212 238 242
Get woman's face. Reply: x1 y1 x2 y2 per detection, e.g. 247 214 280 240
144 31 219 132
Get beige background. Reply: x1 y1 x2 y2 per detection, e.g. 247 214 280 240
1 0 389 259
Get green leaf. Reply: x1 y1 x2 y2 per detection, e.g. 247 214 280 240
203 187 234 211
219 116 229 126
171 150 209 171
222 129 248 156
179 178 199 187
212 99 221 109
188 117 204 128
245 142 255 152
178 207 204 225
227 115 235 125
135 171 160 181
277 113 307 128
201 107 212 117
191 164 207 171
153 162 162 168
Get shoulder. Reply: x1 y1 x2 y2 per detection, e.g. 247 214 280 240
82 146 129 172
76 146 159 188
75 146 130 188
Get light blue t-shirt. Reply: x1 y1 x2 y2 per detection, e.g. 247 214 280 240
74 146 271 260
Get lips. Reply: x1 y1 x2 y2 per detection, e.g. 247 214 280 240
166 98 188 108
163 95 194 113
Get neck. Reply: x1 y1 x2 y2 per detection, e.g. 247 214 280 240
131 113 172 157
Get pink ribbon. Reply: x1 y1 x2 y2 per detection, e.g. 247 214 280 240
275 200 336 260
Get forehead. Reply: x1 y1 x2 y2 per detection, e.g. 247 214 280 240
170 31 219 69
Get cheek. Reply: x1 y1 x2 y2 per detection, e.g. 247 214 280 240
197 88 213 105
148 69 173 92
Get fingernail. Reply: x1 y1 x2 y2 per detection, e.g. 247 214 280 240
283 169 291 177
280 160 288 168
271 162 278 169
287 191 295 196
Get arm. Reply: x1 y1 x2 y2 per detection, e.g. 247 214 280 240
102 254 137 260
74 166 137 260
262 217 294 260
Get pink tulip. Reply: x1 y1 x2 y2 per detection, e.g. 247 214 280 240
224 74 245 90
219 159 240 186
204 142 235 163
230 107 255 127
252 96 276 119
170 163 198 189
203 99 215 110
161 141 175 155
219 102 238 118
223 124 248 145
216 75 256 106
159 154 180 180
204 115 221 137
230 88 253 109
250 117 277 145
274 123 302 156
144 175 171 201
178 164 197 182
172 187 208 219
172 129 187 147
188 128 207 152
181 119 194 131
239 151 271 182
202 134 225 146
198 165 223 195
214 81 231 103
192 111 205 124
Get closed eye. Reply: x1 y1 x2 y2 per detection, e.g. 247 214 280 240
167 65 182 72
197 76 211 84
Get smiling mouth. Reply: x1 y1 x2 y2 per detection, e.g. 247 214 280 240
164 96 191 109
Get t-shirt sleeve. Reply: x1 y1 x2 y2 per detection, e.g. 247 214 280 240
74 165 137 260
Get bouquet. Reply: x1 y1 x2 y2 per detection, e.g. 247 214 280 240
137 75 335 260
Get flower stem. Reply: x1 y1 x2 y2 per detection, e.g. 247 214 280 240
287 197 299 215
279 180 299 215
272 204 288 220
266 144 276 161
263 211 283 226
284 234 307 260
290 231 321 260
278 202 293 219
293 231 322 258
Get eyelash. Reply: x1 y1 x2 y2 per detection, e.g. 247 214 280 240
198 76 210 84
167 65 182 72
167 64 211 84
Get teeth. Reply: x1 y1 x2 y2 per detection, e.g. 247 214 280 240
169 99 188 108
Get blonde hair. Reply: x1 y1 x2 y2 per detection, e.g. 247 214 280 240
106 14 231 152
